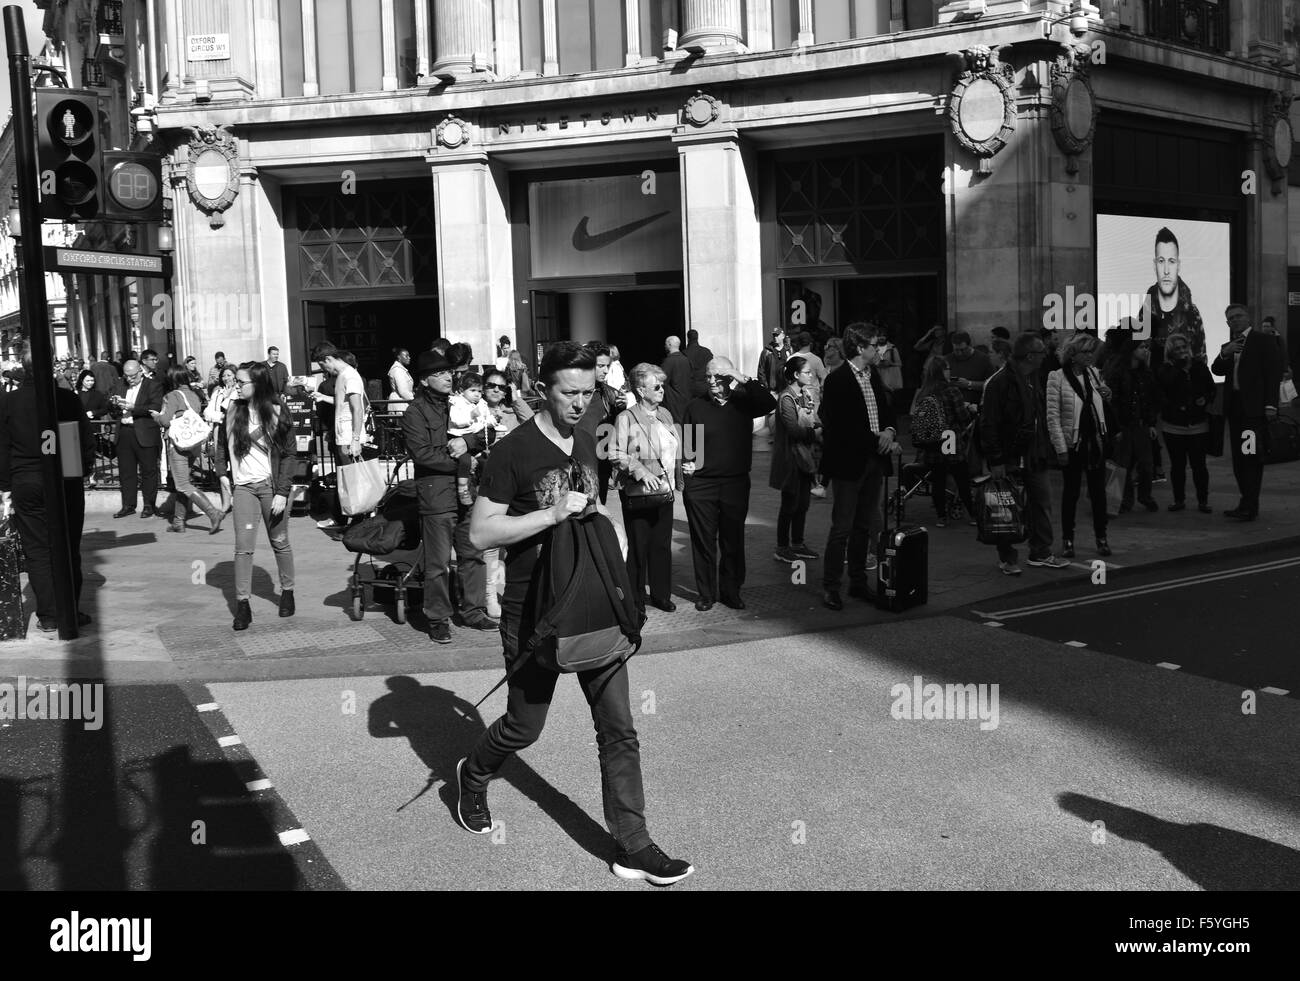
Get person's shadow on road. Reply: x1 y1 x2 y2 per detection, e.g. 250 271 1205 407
203 560 277 615
368 677 611 861
1058 792 1300 890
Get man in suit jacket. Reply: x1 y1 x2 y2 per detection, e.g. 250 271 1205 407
1211 303 1283 520
110 359 165 518
818 325 900 610
683 329 714 399
660 335 692 423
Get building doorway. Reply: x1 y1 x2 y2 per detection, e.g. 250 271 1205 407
305 296 439 389
529 287 684 375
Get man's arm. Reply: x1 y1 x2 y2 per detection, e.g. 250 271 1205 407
737 378 777 418
469 492 585 551
401 405 458 473
132 380 164 418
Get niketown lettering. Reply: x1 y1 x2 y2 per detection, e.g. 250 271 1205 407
572 212 670 252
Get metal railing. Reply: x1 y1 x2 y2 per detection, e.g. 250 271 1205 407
1143 0 1229 54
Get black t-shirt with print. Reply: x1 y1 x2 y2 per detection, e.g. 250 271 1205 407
477 416 600 616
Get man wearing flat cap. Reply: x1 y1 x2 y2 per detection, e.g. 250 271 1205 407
402 350 498 645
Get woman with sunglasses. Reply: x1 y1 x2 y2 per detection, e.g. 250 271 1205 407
610 363 681 617
227 362 297 631
482 369 533 435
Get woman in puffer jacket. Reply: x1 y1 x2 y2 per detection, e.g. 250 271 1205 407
1047 332 1113 558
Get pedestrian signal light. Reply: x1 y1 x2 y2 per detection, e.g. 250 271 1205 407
100 152 164 223
35 89 104 222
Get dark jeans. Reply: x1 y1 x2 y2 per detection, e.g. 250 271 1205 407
996 465 1054 564
420 503 487 624
1228 411 1267 514
683 475 749 603
927 453 974 518
620 495 674 612
1116 424 1154 507
777 471 813 548
1061 448 1108 541
1163 430 1209 504
462 614 650 854
822 459 885 592
11 476 84 621
117 427 159 509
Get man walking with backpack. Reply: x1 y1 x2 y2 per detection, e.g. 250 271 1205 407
461 341 694 885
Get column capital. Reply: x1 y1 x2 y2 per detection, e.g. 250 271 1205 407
673 126 742 149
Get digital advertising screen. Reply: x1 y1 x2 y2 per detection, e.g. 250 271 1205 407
1096 214 1232 357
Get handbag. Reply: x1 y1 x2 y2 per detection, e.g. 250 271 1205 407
621 408 675 510
337 457 386 516
974 475 1027 545
168 391 211 452
1103 460 1125 517
782 392 822 475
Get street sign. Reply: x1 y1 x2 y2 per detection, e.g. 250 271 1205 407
187 33 230 61
42 246 172 278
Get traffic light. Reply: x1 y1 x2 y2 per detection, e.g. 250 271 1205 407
100 151 164 222
35 88 103 222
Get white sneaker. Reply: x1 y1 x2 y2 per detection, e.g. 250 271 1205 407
1026 554 1071 569
866 553 878 572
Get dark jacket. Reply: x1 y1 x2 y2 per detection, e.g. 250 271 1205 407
661 352 692 400
684 343 714 399
268 361 290 394
79 388 113 420
576 382 625 444
1147 280 1205 368
682 380 776 480
770 385 819 491
757 341 793 392
0 381 95 490
401 386 486 515
1104 361 1159 429
114 377 165 447
1156 359 1215 429
1211 329 1284 420
818 361 896 480
979 365 1046 468
222 401 298 497
90 360 123 399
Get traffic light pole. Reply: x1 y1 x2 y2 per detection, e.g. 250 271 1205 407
5 6 80 641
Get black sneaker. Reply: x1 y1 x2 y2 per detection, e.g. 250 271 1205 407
612 841 695 885
429 621 452 645
455 758 492 834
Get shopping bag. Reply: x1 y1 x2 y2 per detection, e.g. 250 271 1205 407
168 409 211 451
1104 460 1125 517
337 457 386 516
974 476 1027 546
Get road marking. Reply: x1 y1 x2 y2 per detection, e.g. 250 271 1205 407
245 778 273 792
278 828 310 847
1262 686 1291 696
217 734 242 748
1069 561 1124 571
984 621 1004 628
1157 662 1181 670
973 555 1300 620
1064 641 1087 648
195 702 219 713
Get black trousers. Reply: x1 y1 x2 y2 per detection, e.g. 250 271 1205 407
11 476 84 621
117 427 160 509
683 475 749 604
1061 448 1108 541
1163 431 1209 505
620 495 674 612
1228 411 1267 514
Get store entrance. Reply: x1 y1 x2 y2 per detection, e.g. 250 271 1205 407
530 287 685 377
305 296 439 392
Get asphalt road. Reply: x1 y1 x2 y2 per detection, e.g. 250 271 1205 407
968 542 1300 698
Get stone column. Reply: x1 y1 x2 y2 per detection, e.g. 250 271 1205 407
624 0 643 66
415 0 432 79
797 0 813 46
889 0 906 33
431 0 496 79
745 0 772 51
494 0 522 76
430 152 515 359
301 0 319 96
381 0 399 90
542 0 559 75
678 0 744 52
676 130 763 383
1248 0 1284 64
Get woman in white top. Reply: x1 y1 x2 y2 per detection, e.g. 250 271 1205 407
610 362 681 617
387 347 414 413
204 365 239 513
152 365 225 535
1046 332 1113 558
228 362 297 631
606 344 627 393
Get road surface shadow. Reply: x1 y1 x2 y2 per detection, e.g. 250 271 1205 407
1058 792 1300 890
369 676 611 861
204 560 279 615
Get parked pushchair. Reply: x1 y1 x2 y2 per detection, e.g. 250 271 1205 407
340 458 428 624
888 418 980 524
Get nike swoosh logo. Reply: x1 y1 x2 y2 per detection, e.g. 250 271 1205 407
572 212 671 252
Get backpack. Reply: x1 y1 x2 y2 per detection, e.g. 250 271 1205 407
911 394 946 447
474 509 643 708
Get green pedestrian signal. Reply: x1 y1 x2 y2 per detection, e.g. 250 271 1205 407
35 89 104 222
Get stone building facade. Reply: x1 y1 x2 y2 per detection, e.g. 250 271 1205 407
31 1 1300 386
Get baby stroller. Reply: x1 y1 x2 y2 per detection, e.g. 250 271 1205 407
342 459 426 624
888 418 979 524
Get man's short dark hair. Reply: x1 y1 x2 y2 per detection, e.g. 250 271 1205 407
310 342 339 363
842 325 873 361
268 346 279 355
141 348 158 360
686 329 700 345
991 326 1010 341
1012 332 1044 361
1154 227 1180 253
214 351 226 360
795 331 813 350
951 330 972 347
538 341 597 387
447 342 473 369
584 340 611 359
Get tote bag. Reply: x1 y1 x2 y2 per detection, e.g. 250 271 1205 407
337 457 386 516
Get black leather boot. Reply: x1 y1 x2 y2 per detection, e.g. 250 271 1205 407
233 600 252 631
279 590 295 618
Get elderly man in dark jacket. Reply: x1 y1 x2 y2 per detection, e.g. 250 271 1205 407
817 325 899 610
979 333 1069 575
402 350 496 645
660 336 692 422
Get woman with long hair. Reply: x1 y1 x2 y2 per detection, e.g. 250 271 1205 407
770 356 822 562
227 362 297 631
911 355 976 527
204 365 240 513
823 336 846 373
152 365 225 534
1047 332 1113 558
504 349 532 395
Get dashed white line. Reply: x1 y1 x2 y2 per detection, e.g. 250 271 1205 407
245 778 273 792
984 621 1004 628
217 734 242 748
278 828 310 847
1261 686 1291 696
1064 641 1088 648
1157 662 1181 670
195 703 220 713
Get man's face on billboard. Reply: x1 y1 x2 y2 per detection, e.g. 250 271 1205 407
1154 242 1180 298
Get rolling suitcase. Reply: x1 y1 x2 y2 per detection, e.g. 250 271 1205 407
876 466 929 613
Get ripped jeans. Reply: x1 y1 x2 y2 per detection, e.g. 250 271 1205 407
233 479 295 602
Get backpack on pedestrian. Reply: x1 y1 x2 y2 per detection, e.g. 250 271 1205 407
910 395 946 447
